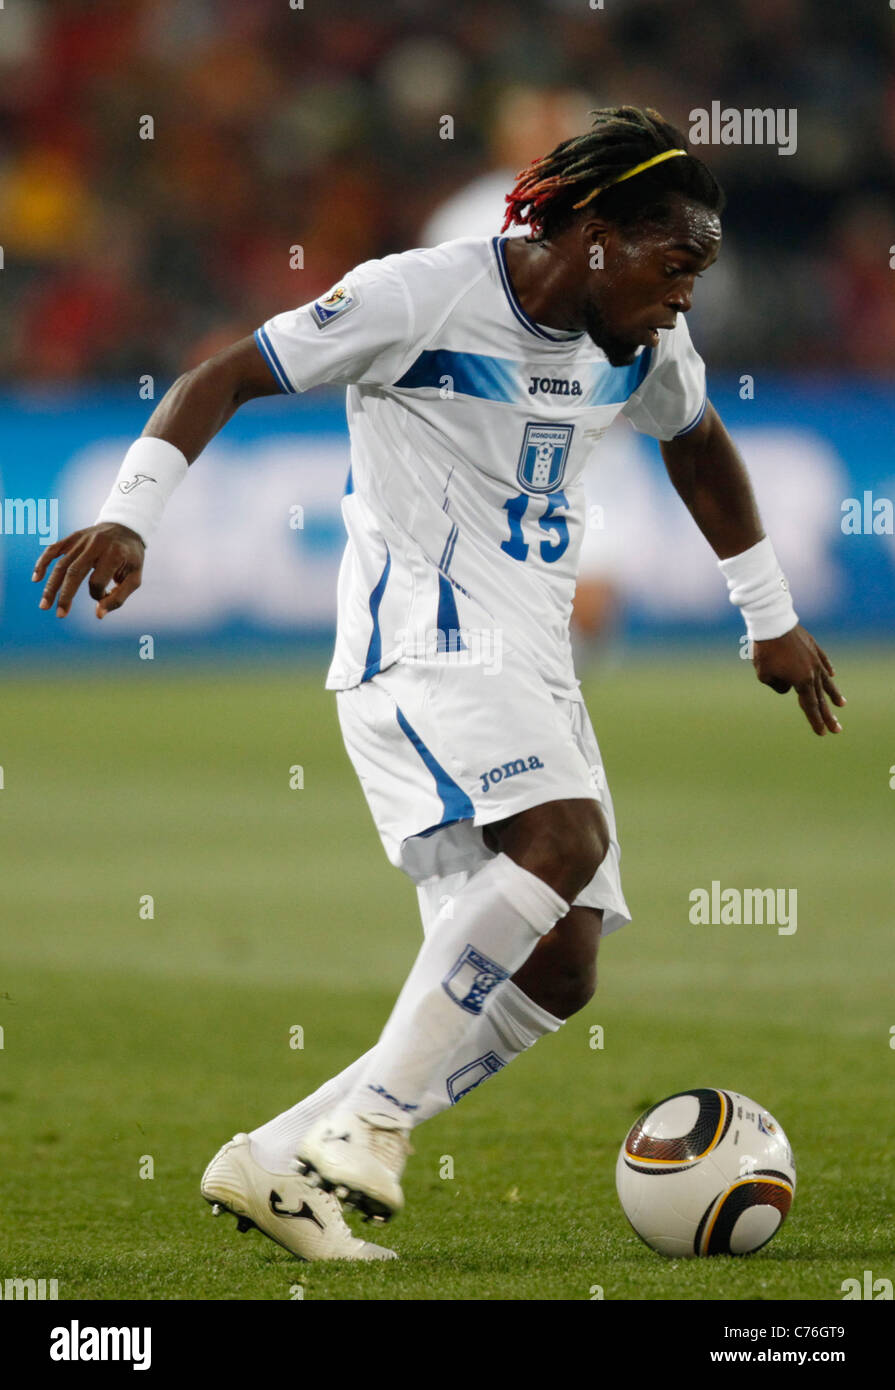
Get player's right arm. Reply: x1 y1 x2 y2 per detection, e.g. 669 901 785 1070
33 336 280 619
37 252 416 618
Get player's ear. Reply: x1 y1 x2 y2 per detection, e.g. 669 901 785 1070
581 216 611 270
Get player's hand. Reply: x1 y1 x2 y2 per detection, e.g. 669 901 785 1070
752 624 845 736
32 522 145 619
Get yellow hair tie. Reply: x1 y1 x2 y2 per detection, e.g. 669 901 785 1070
572 148 689 211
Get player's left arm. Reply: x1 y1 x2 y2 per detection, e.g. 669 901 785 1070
661 400 846 736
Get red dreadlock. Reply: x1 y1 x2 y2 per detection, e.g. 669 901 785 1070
500 106 721 239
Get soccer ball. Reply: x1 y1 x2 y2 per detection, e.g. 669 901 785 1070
616 1088 796 1258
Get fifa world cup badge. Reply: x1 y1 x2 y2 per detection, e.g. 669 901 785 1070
311 283 361 328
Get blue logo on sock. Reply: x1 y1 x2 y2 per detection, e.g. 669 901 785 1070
442 945 509 1015
366 1083 419 1113
446 1051 506 1103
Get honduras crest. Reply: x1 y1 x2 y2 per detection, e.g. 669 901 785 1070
517 422 574 493
446 1052 505 1104
311 283 360 328
442 945 509 1015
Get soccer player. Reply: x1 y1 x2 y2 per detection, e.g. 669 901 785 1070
34 107 845 1262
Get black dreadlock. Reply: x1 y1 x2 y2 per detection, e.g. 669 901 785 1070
502 106 725 240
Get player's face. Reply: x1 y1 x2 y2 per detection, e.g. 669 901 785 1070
581 200 721 366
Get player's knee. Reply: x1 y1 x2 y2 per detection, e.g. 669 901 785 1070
538 800 610 902
491 798 610 902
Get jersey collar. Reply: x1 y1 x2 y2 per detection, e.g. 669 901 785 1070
492 235 586 344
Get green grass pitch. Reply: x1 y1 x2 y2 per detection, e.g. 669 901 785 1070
0 650 892 1301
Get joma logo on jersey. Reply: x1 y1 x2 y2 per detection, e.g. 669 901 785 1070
479 755 544 794
517 422 574 492
528 376 582 397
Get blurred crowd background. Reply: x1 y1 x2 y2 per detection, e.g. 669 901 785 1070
2 0 895 387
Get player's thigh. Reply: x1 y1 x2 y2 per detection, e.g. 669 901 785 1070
336 658 631 937
335 653 599 878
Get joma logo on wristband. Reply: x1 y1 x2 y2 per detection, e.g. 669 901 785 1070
118 473 157 494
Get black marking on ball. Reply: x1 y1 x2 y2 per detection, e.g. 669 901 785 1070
704 1180 793 1256
626 1088 732 1165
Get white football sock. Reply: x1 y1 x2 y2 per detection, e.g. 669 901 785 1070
249 1049 375 1174
340 852 567 1124
415 975 563 1117
248 978 563 1170
248 856 567 1168
412 870 565 1117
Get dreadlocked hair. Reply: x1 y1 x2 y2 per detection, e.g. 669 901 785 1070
502 105 725 240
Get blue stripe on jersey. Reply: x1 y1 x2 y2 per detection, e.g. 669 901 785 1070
395 346 652 407
395 349 518 403
492 236 585 343
438 521 458 573
444 524 459 573
254 326 295 394
584 347 653 405
395 705 475 828
436 573 466 652
673 389 707 437
360 547 391 680
437 523 452 571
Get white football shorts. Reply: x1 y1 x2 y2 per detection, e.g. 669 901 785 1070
335 651 631 936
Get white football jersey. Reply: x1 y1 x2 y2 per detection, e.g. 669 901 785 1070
255 236 707 699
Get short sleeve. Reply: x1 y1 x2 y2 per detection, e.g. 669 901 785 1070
254 256 414 394
621 316 707 441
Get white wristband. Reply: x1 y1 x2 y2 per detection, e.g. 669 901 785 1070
95 437 189 546
718 536 798 642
